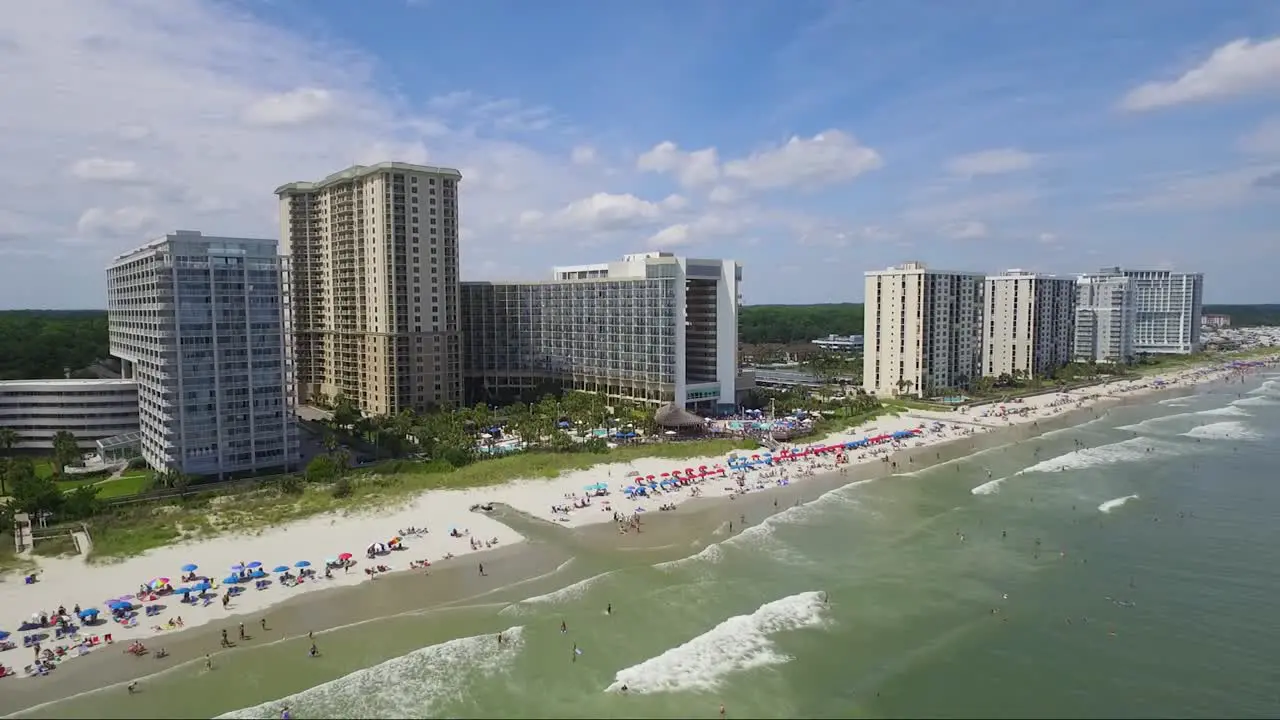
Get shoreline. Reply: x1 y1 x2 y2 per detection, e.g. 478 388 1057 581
0 360 1272 714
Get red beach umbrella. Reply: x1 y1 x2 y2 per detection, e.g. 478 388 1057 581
661 472 670 477
338 552 352 561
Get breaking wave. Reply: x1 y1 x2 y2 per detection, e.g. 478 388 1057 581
1098 494 1139 513
217 627 525 719
604 591 827 694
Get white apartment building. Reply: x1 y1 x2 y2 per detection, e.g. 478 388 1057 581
1073 273 1135 364
1075 267 1204 356
107 231 298 478
462 252 741 410
276 162 463 416
863 262 984 398
982 270 1076 378
0 379 139 450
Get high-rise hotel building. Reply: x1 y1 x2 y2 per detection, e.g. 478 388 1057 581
1073 272 1136 364
461 252 741 411
1073 267 1203 360
275 162 463 416
863 262 984 398
106 231 297 477
981 270 1076 378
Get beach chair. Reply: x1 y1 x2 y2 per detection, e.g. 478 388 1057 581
89 635 100 646
103 634 113 644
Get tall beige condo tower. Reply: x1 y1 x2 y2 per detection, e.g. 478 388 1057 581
981 270 1076 379
863 262 984 398
276 162 463 416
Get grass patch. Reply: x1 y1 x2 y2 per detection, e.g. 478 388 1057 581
83 437 759 562
31 534 78 558
34 459 55 480
0 542 35 574
95 474 153 499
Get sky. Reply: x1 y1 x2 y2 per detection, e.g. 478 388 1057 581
1 0 1279 308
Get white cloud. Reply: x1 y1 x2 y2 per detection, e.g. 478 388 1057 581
242 87 336 127
646 212 742 249
1239 116 1280 157
570 145 597 165
947 220 989 240
524 192 687 233
636 141 721 188
0 0 613 306
946 148 1038 177
1105 166 1280 211
1120 36 1280 112
722 130 882 189
76 207 157 238
708 185 739 204
902 189 1038 228
1037 232 1058 244
70 158 140 182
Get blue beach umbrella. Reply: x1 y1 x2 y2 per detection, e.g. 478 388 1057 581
193 580 211 591
0 630 9 640
78 608 101 619
250 569 267 579
230 564 245 572
107 600 131 610
247 561 263 569
223 574 240 584
181 563 198 573
294 560 311 568
175 587 194 595
272 565 290 573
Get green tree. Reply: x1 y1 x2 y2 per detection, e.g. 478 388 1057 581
9 460 63 515
0 427 17 495
305 454 341 483
52 430 81 473
330 393 361 430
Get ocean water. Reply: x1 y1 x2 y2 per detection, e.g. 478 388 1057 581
20 377 1280 719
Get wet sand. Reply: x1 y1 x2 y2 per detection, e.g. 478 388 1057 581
0 382 1206 717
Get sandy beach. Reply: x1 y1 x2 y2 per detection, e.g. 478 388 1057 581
0 359 1263 693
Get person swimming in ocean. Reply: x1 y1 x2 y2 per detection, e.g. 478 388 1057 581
561 620 568 633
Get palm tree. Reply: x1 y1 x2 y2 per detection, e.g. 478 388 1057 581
0 427 18 455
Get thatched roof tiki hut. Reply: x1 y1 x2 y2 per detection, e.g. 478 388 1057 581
654 403 706 436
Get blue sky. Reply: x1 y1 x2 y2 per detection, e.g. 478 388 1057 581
1 0 1278 307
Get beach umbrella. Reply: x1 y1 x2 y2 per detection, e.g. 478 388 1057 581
338 552 352 561
294 560 311 568
223 574 240 584
77 608 100 619
193 581 211 592
325 557 338 565
180 563 198 573
175 587 194 595
0 630 9 640
247 561 263 569
231 564 245 572
150 577 171 588
251 569 267 579
272 565 290 573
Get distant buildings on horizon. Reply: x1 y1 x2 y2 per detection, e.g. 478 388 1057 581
861 261 1205 398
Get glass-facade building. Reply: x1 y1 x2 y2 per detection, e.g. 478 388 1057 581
107 231 299 478
462 252 740 410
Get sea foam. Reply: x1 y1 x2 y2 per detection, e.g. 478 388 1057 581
1232 395 1279 408
216 626 525 719
970 477 1005 495
1098 494 1139 514
604 591 827 694
500 571 615 615
1015 437 1180 475
1181 421 1261 441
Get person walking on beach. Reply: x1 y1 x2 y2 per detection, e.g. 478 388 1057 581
572 642 578 663
606 603 612 616
478 562 486 576
220 629 230 648
205 654 213 670
239 622 246 641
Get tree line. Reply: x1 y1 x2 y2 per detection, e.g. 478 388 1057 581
740 303 1279 345
740 304 865 344
0 310 110 380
